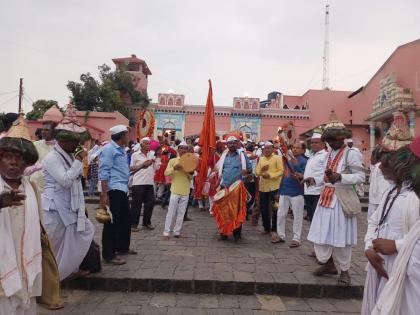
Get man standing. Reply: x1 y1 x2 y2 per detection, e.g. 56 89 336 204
256 141 284 242
0 115 44 314
277 142 307 247
215 136 252 241
307 113 365 286
99 125 135 265
130 137 161 231
162 141 192 240
24 120 57 191
303 132 327 222
42 110 95 280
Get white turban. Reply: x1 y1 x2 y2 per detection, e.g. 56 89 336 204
311 133 322 139
140 137 150 144
264 141 274 147
178 141 188 147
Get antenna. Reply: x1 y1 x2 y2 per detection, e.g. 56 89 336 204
18 78 23 113
322 2 330 90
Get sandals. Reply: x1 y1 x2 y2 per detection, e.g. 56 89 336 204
289 240 301 248
313 262 338 276
104 257 126 265
338 271 351 287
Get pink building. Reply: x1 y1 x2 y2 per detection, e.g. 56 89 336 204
27 105 129 141
150 39 420 152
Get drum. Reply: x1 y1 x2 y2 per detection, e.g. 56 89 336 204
212 180 248 236
213 188 227 202
228 180 241 193
179 152 199 173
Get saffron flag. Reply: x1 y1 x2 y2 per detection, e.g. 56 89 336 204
196 80 216 198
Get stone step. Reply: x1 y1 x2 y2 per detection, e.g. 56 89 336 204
63 273 364 300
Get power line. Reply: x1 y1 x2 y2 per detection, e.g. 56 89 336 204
0 95 18 108
0 90 18 96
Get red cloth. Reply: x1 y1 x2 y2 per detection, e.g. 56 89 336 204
196 80 216 199
155 153 169 184
409 135 420 158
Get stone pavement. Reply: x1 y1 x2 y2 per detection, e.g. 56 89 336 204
65 203 368 298
38 290 362 314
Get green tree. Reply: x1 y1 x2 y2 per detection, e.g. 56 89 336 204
26 100 59 120
67 64 150 127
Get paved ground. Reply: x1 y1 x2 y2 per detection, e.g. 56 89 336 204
69 203 368 297
38 290 362 314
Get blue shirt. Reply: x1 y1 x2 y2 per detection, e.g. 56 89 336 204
99 141 130 193
279 155 307 197
221 150 252 188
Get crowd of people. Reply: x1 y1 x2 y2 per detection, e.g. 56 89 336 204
1 107 420 314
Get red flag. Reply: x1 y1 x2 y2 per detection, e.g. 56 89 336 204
196 80 216 198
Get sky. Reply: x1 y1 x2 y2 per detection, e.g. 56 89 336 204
1 0 419 113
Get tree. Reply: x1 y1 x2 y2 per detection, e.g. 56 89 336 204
67 64 150 126
26 100 59 120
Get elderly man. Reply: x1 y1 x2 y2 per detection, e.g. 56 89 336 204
0 116 43 314
215 135 252 241
162 141 192 240
256 141 284 241
303 132 327 223
99 125 135 265
24 120 57 192
130 137 161 231
42 110 95 280
307 113 365 286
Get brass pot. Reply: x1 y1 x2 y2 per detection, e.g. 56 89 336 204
95 208 111 224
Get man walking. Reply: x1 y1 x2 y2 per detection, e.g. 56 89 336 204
162 141 192 240
256 141 284 242
130 137 161 231
307 113 365 286
99 125 135 265
277 142 307 247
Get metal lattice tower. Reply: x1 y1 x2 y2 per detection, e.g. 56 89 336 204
322 3 330 90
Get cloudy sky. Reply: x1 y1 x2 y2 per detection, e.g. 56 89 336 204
1 0 419 113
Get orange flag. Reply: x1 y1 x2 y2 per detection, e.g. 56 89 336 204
196 80 216 198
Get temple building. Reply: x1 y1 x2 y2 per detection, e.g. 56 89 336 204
148 39 420 152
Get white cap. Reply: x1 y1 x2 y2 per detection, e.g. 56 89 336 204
344 138 353 143
311 133 322 139
109 124 129 135
227 136 238 142
178 141 188 147
140 137 150 144
264 141 273 147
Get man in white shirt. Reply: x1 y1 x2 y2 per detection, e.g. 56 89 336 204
130 137 161 231
303 132 327 223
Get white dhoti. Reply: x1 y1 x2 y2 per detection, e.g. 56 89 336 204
44 209 95 280
314 244 352 271
308 201 357 271
0 297 37 315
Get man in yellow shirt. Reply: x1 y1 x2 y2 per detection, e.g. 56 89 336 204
162 141 192 240
256 141 284 242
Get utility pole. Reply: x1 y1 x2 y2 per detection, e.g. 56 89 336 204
18 78 23 113
322 3 330 90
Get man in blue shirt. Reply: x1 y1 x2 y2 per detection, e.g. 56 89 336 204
99 125 135 265
217 136 252 242
277 142 307 248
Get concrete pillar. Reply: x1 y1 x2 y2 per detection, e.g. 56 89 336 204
369 121 376 152
408 110 416 138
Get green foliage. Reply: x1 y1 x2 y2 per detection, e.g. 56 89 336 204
26 100 59 120
67 64 150 126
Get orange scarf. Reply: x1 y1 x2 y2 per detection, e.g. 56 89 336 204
319 146 346 208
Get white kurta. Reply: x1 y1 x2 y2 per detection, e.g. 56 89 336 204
362 185 420 315
368 163 392 219
307 147 365 247
303 149 328 195
42 145 95 280
400 237 420 314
